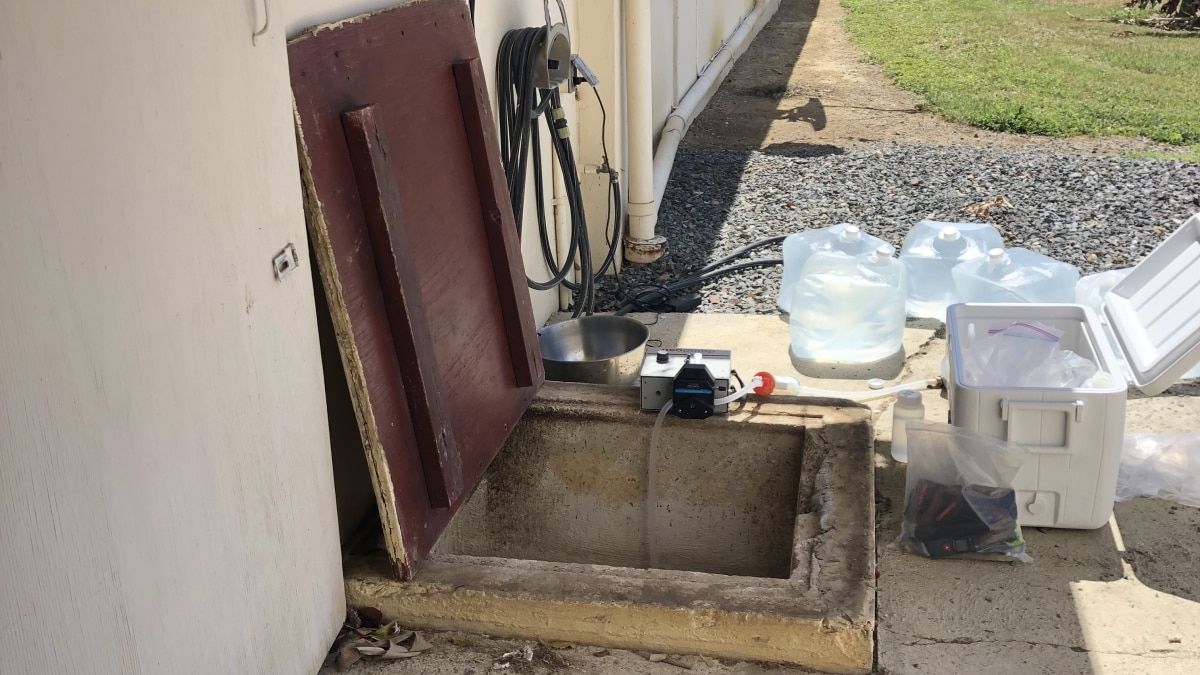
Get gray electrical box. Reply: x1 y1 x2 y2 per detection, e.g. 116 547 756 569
639 348 733 413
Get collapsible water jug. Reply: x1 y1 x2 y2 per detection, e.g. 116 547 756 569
789 245 907 363
899 220 1003 321
777 224 887 312
952 247 1079 303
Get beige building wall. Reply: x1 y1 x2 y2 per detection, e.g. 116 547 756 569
0 1 345 673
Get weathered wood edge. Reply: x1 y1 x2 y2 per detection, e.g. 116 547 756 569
293 97 409 579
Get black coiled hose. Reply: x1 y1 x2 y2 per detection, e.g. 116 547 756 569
496 26 621 317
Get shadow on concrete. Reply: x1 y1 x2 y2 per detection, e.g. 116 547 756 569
1116 497 1200 603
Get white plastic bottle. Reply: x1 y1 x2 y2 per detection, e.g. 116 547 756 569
952 247 1079 304
777 224 889 312
789 245 907 363
891 390 925 462
899 220 1003 321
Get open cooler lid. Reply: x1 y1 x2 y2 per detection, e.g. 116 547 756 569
1104 213 1200 396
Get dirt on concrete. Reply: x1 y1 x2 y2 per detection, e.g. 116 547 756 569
320 629 808 675
687 0 1194 159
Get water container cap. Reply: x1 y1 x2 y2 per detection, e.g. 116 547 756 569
986 248 1008 265
871 245 892 262
840 225 862 242
895 389 923 409
938 226 962 242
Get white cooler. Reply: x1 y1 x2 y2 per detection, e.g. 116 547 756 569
946 214 1200 529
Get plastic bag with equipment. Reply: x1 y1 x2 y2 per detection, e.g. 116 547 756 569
896 421 1032 562
960 320 1107 389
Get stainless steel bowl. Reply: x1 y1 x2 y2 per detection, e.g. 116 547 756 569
537 315 650 385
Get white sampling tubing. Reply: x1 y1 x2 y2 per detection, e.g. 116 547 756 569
646 402 672 569
794 378 941 402
645 371 934 569
714 376 763 406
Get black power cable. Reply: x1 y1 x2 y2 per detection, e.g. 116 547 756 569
496 27 621 317
614 250 786 316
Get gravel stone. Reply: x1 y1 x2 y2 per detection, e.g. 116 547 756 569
595 144 1200 314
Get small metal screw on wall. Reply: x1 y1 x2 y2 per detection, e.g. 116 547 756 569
273 243 299 281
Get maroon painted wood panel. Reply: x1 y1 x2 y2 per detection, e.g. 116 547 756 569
289 0 543 579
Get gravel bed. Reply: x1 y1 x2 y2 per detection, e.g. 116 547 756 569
594 144 1200 314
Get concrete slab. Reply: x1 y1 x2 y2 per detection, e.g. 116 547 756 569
587 313 1200 674
334 312 1200 675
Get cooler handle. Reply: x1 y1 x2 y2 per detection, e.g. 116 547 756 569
1000 399 1084 454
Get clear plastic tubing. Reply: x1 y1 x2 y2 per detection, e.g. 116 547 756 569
795 378 938 401
714 376 763 406
648 376 762 569
646 403 672 569
755 371 939 401
647 373 938 568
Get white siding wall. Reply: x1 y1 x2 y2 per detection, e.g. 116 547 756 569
652 0 756 138
0 1 345 673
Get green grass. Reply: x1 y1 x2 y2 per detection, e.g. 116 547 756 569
840 0 1200 149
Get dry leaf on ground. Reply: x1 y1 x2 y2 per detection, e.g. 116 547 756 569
960 195 1014 218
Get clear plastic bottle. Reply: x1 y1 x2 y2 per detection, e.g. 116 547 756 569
899 220 1003 321
952 247 1079 304
789 245 907 363
777 224 888 312
891 390 925 462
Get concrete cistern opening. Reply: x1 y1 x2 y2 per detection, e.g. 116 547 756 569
343 383 878 674
440 403 804 578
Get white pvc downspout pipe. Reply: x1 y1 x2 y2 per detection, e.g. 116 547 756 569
623 0 662 263
623 0 778 264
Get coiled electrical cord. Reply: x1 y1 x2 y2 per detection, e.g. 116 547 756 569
497 27 621 317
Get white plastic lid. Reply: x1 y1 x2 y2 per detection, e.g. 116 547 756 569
871 245 892 262
1103 214 1200 396
895 389 923 408
938 226 961 242
986 248 1008 265
840 225 862 242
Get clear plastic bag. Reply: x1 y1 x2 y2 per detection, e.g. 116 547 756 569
961 320 1104 388
1116 434 1200 508
896 422 1032 562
